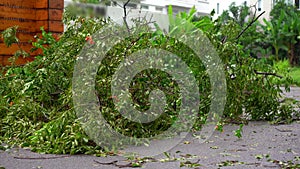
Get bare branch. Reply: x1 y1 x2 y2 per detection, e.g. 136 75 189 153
96 20 155 40
235 11 265 40
250 4 257 23
123 0 131 32
254 69 283 78
14 155 70 160
112 1 123 8
123 0 131 17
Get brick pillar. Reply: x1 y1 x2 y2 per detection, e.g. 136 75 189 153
0 0 64 66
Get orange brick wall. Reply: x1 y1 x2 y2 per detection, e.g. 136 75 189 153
0 0 64 66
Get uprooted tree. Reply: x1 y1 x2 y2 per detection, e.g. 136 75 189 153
0 4 295 154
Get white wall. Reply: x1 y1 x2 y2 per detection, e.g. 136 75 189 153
64 0 210 31
65 0 211 15
107 6 169 31
140 0 210 15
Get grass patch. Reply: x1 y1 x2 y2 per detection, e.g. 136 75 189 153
274 60 300 86
289 67 300 86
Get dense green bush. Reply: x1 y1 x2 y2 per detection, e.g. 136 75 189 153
262 0 300 66
0 17 107 154
0 6 295 154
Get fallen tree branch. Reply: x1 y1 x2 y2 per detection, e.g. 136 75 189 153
14 155 70 160
254 69 283 78
275 127 292 132
235 11 265 40
94 160 144 168
93 160 118 165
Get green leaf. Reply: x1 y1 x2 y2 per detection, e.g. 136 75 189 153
1 26 19 47
255 154 263 160
163 152 171 159
234 124 243 138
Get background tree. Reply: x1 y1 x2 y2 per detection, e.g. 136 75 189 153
216 2 265 58
263 0 300 66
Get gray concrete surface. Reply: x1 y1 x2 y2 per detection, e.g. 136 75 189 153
1 87 300 169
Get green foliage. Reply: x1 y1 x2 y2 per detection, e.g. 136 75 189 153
262 0 300 66
215 3 264 58
262 12 288 61
0 6 295 154
84 17 211 142
234 124 243 138
215 2 251 29
274 59 290 71
274 60 300 86
289 68 300 86
209 12 293 121
270 0 298 20
1 26 18 47
1 26 29 65
0 16 107 154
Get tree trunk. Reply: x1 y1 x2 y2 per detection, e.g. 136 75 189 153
295 41 300 66
275 46 279 61
288 43 295 66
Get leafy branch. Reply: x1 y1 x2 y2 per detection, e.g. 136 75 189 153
1 26 29 65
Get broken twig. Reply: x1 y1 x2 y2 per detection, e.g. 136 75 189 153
254 69 283 78
236 11 265 40
14 155 70 160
